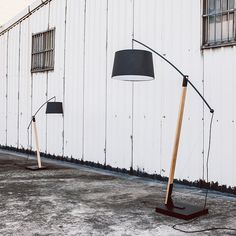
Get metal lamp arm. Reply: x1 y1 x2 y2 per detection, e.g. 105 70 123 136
133 39 185 77
27 96 56 129
132 39 214 113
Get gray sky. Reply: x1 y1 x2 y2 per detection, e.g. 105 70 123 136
0 0 35 26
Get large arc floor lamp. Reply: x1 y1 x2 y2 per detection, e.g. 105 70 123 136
112 39 214 220
26 96 63 170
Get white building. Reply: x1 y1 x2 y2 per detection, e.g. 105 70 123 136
0 0 235 189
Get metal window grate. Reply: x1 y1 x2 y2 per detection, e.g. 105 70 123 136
31 29 55 72
202 0 236 48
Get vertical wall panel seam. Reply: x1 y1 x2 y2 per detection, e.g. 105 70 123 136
30 72 33 150
202 53 205 180
62 0 68 156
82 0 87 160
46 72 48 153
200 0 205 180
26 15 30 150
30 16 33 150
160 118 163 175
5 31 9 146
17 23 22 148
104 0 109 165
46 2 51 153
131 0 135 170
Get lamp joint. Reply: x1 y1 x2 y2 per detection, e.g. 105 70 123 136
182 76 188 87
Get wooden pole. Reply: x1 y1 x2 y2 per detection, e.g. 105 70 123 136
32 117 42 168
165 78 188 206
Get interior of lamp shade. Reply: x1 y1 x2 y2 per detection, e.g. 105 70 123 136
112 75 155 81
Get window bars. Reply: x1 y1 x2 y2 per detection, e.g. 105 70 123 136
203 0 236 47
31 29 55 72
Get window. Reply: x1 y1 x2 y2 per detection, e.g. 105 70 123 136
31 29 55 72
203 0 236 47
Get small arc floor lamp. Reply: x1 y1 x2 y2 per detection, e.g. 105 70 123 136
112 39 214 220
26 96 63 170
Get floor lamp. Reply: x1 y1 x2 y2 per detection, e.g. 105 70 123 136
26 96 63 170
112 39 214 220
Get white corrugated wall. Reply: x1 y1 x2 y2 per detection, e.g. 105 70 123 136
7 25 20 148
106 0 134 169
0 33 7 146
47 0 66 156
0 0 235 187
83 0 107 164
203 47 236 187
30 3 50 153
64 0 84 159
18 18 31 150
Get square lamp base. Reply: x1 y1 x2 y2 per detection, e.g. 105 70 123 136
156 202 208 220
26 166 46 171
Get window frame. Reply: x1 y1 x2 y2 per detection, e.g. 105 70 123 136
31 28 55 73
202 0 236 49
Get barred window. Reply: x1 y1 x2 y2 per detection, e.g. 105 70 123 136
31 29 55 72
203 0 236 47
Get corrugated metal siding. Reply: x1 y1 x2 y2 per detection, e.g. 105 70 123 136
19 18 31 149
203 47 236 186
106 0 133 169
30 3 49 153
64 0 85 159
179 0 205 181
47 0 66 156
133 0 204 182
133 0 164 175
0 33 7 145
7 25 20 147
0 0 235 187
83 0 107 164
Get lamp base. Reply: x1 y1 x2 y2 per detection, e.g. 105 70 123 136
156 202 208 220
26 166 46 171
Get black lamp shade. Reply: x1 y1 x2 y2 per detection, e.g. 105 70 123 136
46 102 63 114
112 49 155 81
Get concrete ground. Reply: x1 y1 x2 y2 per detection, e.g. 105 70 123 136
0 151 236 236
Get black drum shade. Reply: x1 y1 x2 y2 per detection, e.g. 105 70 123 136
46 102 63 114
112 49 155 81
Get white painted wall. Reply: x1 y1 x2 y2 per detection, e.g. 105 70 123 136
83 0 107 164
7 25 19 148
47 0 66 156
0 33 7 146
0 0 235 187
64 0 85 160
203 47 236 187
18 18 31 150
106 0 133 169
30 2 49 154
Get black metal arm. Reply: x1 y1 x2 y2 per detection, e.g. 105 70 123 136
132 39 214 113
27 96 56 129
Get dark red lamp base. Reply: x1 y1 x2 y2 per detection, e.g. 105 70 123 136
26 166 46 171
156 202 208 220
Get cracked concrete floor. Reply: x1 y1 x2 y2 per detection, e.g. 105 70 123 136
0 151 236 236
